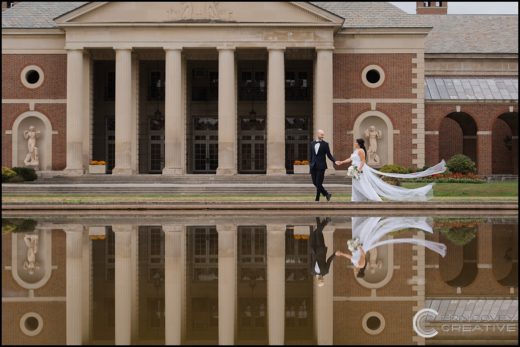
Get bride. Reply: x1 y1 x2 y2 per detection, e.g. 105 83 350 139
335 138 447 202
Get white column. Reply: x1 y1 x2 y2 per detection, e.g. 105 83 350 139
81 229 92 343
65 224 84 345
314 47 335 174
163 47 185 175
216 47 237 175
64 49 85 175
267 224 286 344
266 47 286 175
82 51 92 168
217 224 237 344
113 224 133 345
163 224 185 344
112 48 134 175
313 225 334 345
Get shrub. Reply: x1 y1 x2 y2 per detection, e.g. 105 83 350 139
446 154 477 174
12 167 37 181
8 175 25 183
2 167 17 183
379 163 411 174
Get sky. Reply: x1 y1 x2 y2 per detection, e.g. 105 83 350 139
391 2 518 14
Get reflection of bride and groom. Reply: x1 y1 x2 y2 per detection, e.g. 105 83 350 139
309 129 446 202
309 216 446 283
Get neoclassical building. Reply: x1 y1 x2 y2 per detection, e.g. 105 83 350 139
2 1 518 176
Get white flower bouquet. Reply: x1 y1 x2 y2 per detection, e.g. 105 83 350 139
347 165 361 179
347 237 361 252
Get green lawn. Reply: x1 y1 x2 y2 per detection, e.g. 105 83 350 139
1 182 517 204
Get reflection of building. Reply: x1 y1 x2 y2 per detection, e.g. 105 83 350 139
2 2 517 176
1 216 517 344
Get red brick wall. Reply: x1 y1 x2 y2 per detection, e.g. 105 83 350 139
492 118 514 174
2 54 68 170
425 102 518 175
333 53 415 99
2 54 66 99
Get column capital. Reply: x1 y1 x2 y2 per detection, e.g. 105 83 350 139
65 46 84 52
315 45 335 51
164 44 183 51
217 45 236 51
113 45 133 51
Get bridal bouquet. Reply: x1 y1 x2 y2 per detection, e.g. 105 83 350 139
347 237 361 252
347 165 361 179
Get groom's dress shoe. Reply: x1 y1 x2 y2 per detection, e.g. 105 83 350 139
326 193 332 201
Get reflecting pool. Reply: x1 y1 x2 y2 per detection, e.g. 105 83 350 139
2 213 518 345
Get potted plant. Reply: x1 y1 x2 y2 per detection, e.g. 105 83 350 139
293 160 309 174
88 160 107 174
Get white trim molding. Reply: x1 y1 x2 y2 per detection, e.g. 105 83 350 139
20 65 45 89
361 64 385 89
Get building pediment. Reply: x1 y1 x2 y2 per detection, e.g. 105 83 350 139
54 2 344 27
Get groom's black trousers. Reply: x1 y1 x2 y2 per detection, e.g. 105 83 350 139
310 168 328 200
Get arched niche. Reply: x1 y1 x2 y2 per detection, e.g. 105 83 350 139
11 228 53 290
439 233 478 287
492 223 518 287
353 110 394 168
355 239 394 289
11 111 53 171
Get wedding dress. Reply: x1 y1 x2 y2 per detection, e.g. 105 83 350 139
349 150 446 202
349 216 446 267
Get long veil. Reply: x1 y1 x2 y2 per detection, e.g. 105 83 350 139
352 216 447 257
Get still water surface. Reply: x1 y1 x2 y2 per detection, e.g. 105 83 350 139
2 212 518 345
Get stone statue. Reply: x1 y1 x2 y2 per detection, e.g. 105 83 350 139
367 248 383 274
23 125 40 169
23 234 40 275
364 125 383 165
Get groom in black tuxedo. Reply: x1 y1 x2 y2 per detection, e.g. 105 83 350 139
309 129 336 202
309 217 337 287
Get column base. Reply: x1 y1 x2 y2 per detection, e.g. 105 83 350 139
266 168 286 176
216 167 237 175
62 168 85 176
162 167 184 175
112 167 134 175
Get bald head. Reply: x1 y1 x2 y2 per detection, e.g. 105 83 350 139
316 129 325 140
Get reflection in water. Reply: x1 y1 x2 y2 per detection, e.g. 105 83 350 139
1 214 518 345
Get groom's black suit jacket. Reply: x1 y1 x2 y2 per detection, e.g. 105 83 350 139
309 140 335 170
308 218 336 276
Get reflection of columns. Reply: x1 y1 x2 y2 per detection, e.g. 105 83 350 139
477 130 492 175
64 49 85 175
113 48 134 175
266 47 286 175
411 232 426 345
113 225 133 345
216 47 237 175
314 47 335 173
163 47 185 175
267 224 285 345
81 229 92 343
217 224 237 344
65 225 84 345
164 224 185 344
313 225 333 345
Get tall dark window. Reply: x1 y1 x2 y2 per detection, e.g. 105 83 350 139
104 71 115 101
149 71 165 100
239 69 266 101
191 67 218 101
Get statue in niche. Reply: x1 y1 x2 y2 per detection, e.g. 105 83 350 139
23 125 40 169
23 234 40 275
367 248 383 274
364 125 383 166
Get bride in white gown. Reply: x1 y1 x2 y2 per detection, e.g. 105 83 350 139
335 138 447 202
336 216 447 277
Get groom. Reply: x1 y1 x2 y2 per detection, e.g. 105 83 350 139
309 217 337 287
309 129 336 202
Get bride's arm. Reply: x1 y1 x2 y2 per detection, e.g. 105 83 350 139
335 157 352 166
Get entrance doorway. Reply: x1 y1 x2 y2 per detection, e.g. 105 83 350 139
239 116 266 173
192 116 218 173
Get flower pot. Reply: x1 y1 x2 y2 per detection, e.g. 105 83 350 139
293 165 309 174
88 165 106 174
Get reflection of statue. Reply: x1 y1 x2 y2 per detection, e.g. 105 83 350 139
364 125 382 165
23 125 40 168
367 248 383 274
23 234 40 275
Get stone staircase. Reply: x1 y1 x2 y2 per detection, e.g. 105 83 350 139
3 174 352 195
